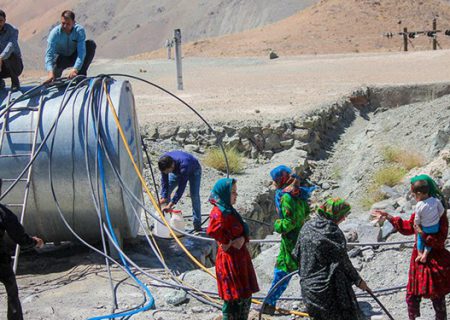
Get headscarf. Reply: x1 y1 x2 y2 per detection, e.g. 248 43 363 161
270 165 317 216
410 174 447 209
209 178 249 236
317 197 351 222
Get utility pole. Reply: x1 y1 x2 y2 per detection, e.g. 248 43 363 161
433 18 437 50
403 27 408 52
165 39 173 60
174 29 183 90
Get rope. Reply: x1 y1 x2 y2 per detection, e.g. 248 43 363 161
101 78 310 317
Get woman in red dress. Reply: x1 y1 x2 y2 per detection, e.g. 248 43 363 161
372 175 450 320
207 178 259 320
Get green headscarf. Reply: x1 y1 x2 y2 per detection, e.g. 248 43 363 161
317 197 351 222
410 174 442 198
410 174 447 209
209 178 249 236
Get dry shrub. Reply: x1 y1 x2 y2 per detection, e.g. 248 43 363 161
373 165 407 187
203 147 243 174
381 146 424 170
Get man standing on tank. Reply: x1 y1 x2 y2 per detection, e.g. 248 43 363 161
0 179 44 320
0 9 23 91
44 10 96 83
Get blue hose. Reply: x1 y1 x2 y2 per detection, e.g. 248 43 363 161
88 140 155 319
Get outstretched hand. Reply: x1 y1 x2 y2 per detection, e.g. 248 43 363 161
371 210 390 224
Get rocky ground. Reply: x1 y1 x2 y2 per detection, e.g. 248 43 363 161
2 54 450 319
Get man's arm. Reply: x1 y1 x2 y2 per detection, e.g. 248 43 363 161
0 205 37 249
0 26 18 60
44 28 58 82
73 27 86 72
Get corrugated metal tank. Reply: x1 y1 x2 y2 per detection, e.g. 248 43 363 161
0 80 143 243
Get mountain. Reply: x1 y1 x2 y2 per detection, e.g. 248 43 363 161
135 0 450 58
0 0 318 67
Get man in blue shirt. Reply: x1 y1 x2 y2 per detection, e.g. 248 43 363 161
0 10 23 91
44 10 96 83
158 151 203 232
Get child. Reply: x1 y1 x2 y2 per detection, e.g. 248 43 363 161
412 179 445 263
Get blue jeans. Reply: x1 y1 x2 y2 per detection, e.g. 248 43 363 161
168 167 202 229
265 268 291 307
417 223 440 252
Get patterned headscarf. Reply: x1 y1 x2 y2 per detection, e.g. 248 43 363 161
318 197 351 222
410 174 447 209
209 178 249 236
270 165 316 217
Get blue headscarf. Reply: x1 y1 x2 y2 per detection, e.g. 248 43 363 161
270 165 317 217
209 178 249 236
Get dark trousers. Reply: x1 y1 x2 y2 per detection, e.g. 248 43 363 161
0 261 23 320
407 294 447 320
0 53 23 86
54 40 96 77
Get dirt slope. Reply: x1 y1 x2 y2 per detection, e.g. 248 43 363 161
135 0 450 58
0 0 317 66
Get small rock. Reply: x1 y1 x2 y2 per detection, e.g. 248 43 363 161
379 185 400 198
280 139 294 149
321 182 331 190
165 290 188 306
381 220 396 240
348 247 362 258
191 306 205 313
362 248 375 262
370 199 396 211
184 144 199 153
269 51 279 59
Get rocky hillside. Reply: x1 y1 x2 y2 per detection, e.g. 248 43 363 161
0 0 317 67
136 0 450 58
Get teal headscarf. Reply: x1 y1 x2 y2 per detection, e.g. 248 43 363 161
209 178 249 236
410 174 447 209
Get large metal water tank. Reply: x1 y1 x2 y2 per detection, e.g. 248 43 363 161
0 79 143 243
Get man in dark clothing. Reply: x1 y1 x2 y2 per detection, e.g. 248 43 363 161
158 150 202 231
44 10 96 83
0 180 44 320
0 10 23 91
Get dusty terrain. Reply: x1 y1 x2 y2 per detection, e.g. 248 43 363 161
1 0 317 66
89 49 450 126
1 49 449 320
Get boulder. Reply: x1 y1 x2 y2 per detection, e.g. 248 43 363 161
159 126 179 139
357 224 382 244
265 134 281 150
292 129 310 142
165 290 188 306
280 139 294 149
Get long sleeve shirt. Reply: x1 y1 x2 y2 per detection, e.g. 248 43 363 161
0 203 36 262
0 23 21 59
160 151 201 204
45 24 86 71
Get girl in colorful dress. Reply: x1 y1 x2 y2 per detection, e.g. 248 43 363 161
372 174 450 320
207 178 259 320
260 165 312 315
